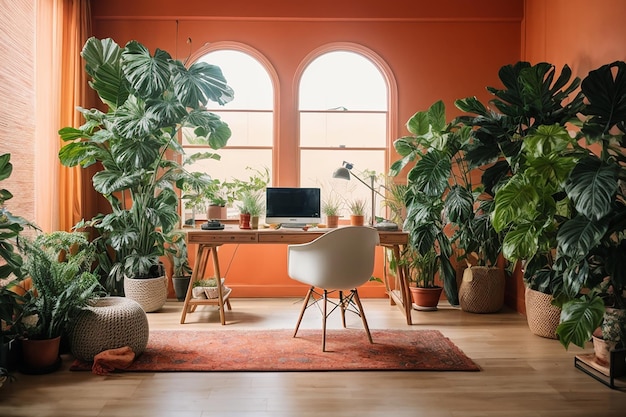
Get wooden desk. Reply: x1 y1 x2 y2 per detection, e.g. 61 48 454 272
181 226 412 325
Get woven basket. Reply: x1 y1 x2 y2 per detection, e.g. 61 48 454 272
525 287 561 339
123 275 168 313
70 297 149 361
458 266 505 313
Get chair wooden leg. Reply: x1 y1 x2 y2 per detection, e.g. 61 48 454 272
339 290 347 328
294 286 314 338
353 289 373 344
322 289 328 352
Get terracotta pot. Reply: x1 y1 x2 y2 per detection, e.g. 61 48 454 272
326 215 339 228
20 336 61 373
409 286 443 311
350 214 364 226
592 332 618 365
207 205 227 220
239 213 251 229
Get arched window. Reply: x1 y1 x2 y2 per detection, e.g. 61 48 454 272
183 46 275 219
299 48 389 221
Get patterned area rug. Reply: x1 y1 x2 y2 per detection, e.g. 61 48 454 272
70 329 480 372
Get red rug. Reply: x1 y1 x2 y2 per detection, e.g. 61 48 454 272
70 329 480 372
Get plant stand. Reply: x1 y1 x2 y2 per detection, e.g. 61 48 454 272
574 348 626 390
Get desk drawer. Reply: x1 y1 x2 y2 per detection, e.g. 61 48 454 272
187 232 257 244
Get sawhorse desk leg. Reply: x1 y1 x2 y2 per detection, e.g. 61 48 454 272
180 244 232 325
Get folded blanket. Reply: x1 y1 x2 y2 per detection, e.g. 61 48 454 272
92 346 136 375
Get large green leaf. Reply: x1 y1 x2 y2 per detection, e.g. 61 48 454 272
556 293 605 349
81 37 128 109
173 60 234 107
407 150 451 197
501 222 538 262
565 156 619 221
122 42 172 98
444 185 473 223
581 61 626 137
556 214 608 259
492 174 539 232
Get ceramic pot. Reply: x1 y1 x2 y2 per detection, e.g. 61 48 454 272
409 286 443 311
350 215 364 226
250 215 260 229
239 213 251 229
172 276 191 301
20 336 61 374
207 205 227 220
326 215 339 228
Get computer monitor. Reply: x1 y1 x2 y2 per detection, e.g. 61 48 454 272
265 187 321 227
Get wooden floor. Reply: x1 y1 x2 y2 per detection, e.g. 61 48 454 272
0 297 624 417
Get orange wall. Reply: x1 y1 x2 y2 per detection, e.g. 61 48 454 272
90 1 523 298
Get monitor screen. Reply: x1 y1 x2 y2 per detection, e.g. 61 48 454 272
265 187 321 227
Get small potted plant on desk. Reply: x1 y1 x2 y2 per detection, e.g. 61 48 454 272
322 195 343 229
238 190 265 230
348 199 367 226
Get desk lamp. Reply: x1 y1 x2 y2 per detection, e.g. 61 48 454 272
332 161 398 230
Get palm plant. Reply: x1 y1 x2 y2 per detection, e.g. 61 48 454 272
58 37 234 294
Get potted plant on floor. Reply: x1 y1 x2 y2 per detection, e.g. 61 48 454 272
58 37 234 305
402 245 442 310
554 61 626 355
456 61 585 326
166 231 193 301
17 231 103 373
0 153 37 371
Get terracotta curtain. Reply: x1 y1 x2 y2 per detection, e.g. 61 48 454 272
35 0 91 232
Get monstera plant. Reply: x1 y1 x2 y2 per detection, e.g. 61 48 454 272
554 61 626 350
59 37 233 295
456 61 585 292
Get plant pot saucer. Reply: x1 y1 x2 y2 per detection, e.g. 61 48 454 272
412 303 438 311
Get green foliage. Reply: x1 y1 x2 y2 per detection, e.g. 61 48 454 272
0 154 37 282
456 62 585 295
18 232 104 340
348 199 367 216
554 61 626 349
58 38 233 292
165 232 192 277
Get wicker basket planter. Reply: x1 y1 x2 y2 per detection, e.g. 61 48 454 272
459 266 505 313
123 275 168 313
525 287 561 339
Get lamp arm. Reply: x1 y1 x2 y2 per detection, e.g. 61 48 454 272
350 172 386 199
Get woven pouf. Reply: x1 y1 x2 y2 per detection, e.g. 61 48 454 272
525 287 561 339
70 297 149 361
123 275 168 312
459 266 505 313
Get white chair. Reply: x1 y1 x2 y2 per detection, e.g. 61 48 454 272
287 226 380 351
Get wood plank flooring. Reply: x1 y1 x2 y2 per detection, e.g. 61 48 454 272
0 298 624 417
